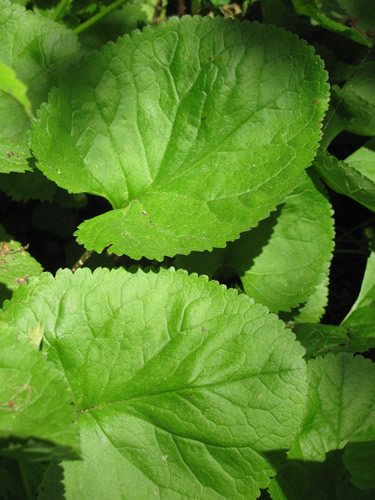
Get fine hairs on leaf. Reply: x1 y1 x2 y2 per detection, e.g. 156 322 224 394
1 1 375 499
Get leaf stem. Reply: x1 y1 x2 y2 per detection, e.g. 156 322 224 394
73 0 128 35
72 249 94 272
18 460 33 500
53 0 71 21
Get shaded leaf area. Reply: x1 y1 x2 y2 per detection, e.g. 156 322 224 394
331 62 375 137
31 15 329 259
0 457 47 500
314 147 375 212
268 449 375 500
294 251 375 357
292 0 375 47
289 353 375 462
342 424 375 490
174 171 334 315
0 322 79 461
280 274 330 325
0 0 79 173
2 267 307 498
77 0 157 50
0 223 43 295
341 251 375 351
0 167 57 203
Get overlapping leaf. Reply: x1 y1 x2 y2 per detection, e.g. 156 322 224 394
332 62 375 136
0 322 79 461
292 0 375 47
31 15 329 259
0 224 43 294
2 267 307 498
314 148 375 211
289 353 375 462
175 171 334 313
0 0 79 173
341 251 375 351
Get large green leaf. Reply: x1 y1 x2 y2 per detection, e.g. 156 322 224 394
289 353 375 462
0 322 79 461
2 267 307 498
31 15 329 260
0 224 43 293
175 171 334 313
292 0 375 47
0 0 79 174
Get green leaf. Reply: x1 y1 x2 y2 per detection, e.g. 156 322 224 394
0 60 33 119
341 251 375 352
175 171 334 313
291 323 350 359
313 148 375 212
0 322 79 461
282 273 330 325
78 1 149 50
333 62 375 136
0 224 43 292
2 267 307 498
342 425 375 490
31 15 329 260
289 353 375 462
345 138 375 185
0 0 79 174
292 0 375 47
268 450 375 500
0 168 57 202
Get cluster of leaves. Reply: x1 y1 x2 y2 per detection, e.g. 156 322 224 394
1 0 375 498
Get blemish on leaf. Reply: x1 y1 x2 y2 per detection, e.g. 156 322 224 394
312 99 319 104
141 210 148 215
7 151 15 158
201 327 206 332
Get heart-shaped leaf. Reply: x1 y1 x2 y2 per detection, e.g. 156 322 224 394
31 15 329 260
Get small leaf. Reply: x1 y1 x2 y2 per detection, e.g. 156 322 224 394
0 322 79 461
0 224 43 294
292 0 375 47
2 267 307 498
31 15 329 259
290 353 375 462
341 251 375 352
313 148 375 212
333 62 375 136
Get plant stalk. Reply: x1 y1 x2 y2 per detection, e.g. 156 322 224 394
53 0 71 21
72 249 94 272
73 0 128 35
18 460 33 500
